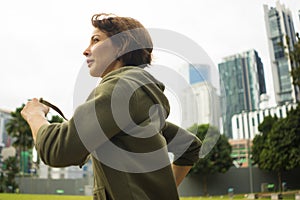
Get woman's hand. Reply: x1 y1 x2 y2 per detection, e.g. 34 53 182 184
21 98 50 142
21 98 49 121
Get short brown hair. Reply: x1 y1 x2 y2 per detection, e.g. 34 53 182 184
91 13 153 68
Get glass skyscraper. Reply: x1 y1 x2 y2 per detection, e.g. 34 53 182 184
218 49 266 138
188 64 210 84
178 63 221 130
264 2 299 105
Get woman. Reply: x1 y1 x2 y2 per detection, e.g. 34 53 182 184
21 13 201 200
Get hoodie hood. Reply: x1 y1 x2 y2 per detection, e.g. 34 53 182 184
101 66 170 119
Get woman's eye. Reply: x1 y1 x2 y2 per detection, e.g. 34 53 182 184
92 38 100 43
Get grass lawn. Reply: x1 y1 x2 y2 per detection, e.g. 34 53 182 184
0 194 91 200
0 193 296 200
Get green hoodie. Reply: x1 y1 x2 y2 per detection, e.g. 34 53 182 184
36 66 201 200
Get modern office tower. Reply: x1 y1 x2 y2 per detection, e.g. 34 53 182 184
264 2 299 105
218 49 266 138
178 64 221 129
188 64 211 84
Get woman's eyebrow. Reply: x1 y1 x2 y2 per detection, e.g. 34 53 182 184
91 35 101 40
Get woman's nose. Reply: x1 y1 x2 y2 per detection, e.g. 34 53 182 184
83 47 90 57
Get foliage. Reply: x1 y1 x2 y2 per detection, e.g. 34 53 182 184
252 105 300 191
261 111 300 171
0 156 19 193
252 116 278 166
0 172 4 192
189 124 232 174
188 124 232 195
5 104 33 151
49 114 64 123
5 105 33 174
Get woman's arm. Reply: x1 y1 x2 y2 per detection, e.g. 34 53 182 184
162 121 201 186
21 98 50 143
21 98 90 167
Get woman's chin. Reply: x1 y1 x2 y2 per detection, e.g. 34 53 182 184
89 69 103 78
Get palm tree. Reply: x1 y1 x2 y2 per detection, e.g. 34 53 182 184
5 104 33 175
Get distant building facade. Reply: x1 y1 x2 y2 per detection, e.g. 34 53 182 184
218 49 266 138
0 108 12 148
229 139 252 168
179 64 221 129
188 64 211 84
182 82 221 129
231 102 298 140
38 159 93 181
264 2 299 105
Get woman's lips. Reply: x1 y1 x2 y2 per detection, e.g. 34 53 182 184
86 59 94 67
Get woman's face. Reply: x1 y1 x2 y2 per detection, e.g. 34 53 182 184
83 28 120 77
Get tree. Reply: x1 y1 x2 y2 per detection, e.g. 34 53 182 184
252 107 300 192
5 104 33 174
252 115 278 166
1 156 19 193
188 124 233 196
0 172 5 192
49 115 64 123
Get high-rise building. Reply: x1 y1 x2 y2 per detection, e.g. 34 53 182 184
182 81 221 129
218 49 266 138
178 64 221 129
264 2 299 105
188 64 211 84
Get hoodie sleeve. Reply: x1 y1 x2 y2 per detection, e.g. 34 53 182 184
35 76 122 167
35 120 90 167
162 121 201 166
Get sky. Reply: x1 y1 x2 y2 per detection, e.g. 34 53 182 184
0 0 300 123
